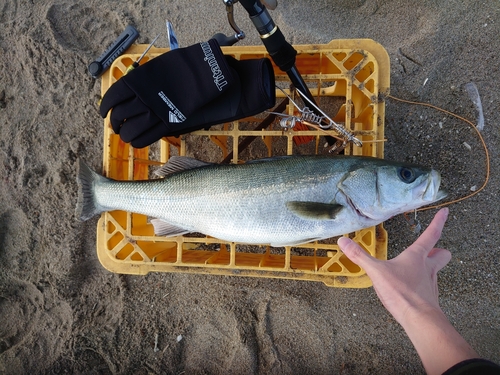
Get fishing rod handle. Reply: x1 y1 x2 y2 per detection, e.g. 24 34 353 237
235 0 296 72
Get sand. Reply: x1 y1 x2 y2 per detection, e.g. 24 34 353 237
0 0 499 373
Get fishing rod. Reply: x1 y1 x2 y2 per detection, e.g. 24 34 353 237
235 0 313 103
220 0 337 145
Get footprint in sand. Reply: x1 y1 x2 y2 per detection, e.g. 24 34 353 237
0 278 73 371
0 208 73 372
0 279 43 355
46 2 132 55
0 0 19 24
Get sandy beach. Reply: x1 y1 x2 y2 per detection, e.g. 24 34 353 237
0 0 498 373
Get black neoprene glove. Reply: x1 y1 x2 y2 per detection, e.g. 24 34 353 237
100 39 276 148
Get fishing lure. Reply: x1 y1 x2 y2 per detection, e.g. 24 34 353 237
268 87 363 148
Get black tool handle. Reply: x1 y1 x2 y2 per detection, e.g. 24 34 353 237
88 25 140 78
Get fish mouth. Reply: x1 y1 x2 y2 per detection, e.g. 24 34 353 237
345 195 373 220
421 170 447 202
435 189 448 201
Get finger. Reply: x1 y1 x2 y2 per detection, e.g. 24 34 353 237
99 79 135 118
109 98 150 134
428 248 452 272
119 112 163 142
130 122 167 148
110 97 149 129
412 208 449 254
338 237 377 271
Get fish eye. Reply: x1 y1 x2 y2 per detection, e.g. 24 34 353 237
398 167 417 183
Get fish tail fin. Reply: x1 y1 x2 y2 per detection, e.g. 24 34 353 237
76 159 106 221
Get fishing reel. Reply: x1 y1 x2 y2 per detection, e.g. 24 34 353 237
214 0 277 46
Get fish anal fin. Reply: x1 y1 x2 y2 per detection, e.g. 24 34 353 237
286 201 343 220
271 238 323 247
150 219 191 237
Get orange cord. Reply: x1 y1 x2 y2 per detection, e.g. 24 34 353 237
386 94 490 211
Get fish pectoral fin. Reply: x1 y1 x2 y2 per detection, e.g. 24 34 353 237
155 156 214 177
150 219 191 237
286 201 343 220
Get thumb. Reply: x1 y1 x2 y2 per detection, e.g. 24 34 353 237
338 237 377 271
428 247 452 272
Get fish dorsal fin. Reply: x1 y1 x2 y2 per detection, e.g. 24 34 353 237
150 219 191 237
246 156 291 164
286 201 343 220
155 156 214 177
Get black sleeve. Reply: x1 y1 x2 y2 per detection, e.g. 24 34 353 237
442 358 500 375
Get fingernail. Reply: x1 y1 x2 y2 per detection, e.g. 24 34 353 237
337 237 351 248
441 207 449 219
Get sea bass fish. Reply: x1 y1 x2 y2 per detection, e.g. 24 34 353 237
76 155 446 247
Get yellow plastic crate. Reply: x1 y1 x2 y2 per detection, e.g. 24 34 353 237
97 39 390 288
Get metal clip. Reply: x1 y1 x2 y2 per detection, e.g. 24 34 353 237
405 210 422 234
295 89 363 147
267 86 363 147
267 87 309 131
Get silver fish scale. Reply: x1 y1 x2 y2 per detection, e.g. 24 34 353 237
169 160 344 245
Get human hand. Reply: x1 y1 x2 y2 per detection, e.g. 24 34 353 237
338 208 452 326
